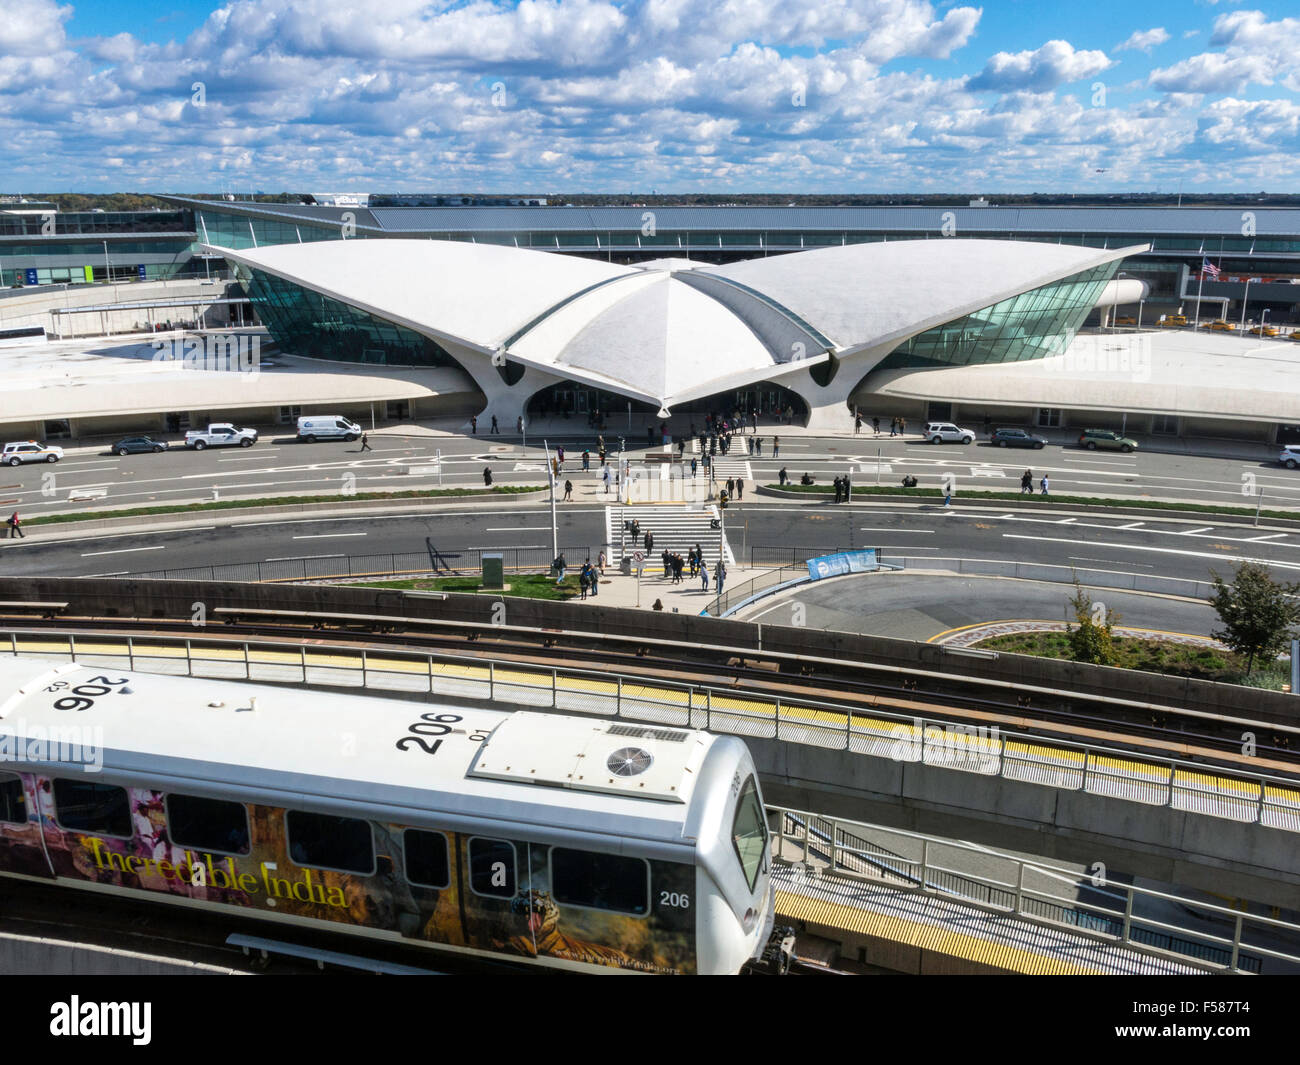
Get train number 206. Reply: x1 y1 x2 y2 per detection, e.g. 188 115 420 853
395 713 464 756
660 891 691 908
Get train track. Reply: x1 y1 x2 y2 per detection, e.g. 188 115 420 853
4 611 1297 778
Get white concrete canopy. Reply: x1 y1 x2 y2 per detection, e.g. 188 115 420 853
214 237 1143 427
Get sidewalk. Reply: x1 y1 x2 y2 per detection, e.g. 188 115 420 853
578 562 766 615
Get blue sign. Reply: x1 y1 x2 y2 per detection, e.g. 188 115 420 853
137 264 147 280
24 269 37 286
806 549 878 580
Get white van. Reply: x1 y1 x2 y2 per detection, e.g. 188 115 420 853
297 415 362 442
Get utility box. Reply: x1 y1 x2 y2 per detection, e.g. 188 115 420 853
482 553 504 590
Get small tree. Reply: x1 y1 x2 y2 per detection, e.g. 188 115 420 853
1209 563 1300 676
1067 578 1120 666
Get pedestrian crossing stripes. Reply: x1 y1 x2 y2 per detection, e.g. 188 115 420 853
604 503 735 566
709 458 753 482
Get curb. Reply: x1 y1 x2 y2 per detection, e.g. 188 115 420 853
753 485 1300 529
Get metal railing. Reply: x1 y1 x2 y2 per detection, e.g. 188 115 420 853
768 806 1300 974
127 545 593 583
703 562 815 618
10 628 1300 833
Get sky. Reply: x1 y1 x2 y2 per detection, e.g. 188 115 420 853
2 0 1298 193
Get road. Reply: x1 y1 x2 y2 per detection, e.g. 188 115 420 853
5 431 1299 516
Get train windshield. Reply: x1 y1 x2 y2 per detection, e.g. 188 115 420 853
731 775 767 892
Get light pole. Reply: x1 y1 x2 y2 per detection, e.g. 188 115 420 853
1238 276 1253 333
1262 308 1271 336
1137 298 1145 330
102 241 112 336
543 439 558 561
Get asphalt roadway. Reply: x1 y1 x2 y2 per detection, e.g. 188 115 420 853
3 430 1299 517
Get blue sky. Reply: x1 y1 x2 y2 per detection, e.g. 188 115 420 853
4 0 1298 192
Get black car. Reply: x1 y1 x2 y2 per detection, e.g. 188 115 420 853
990 428 1046 449
112 436 168 456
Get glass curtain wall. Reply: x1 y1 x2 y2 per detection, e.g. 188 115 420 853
236 266 463 368
874 262 1119 371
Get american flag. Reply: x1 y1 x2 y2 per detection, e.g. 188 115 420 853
1202 258 1221 279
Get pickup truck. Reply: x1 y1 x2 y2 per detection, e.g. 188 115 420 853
184 423 259 450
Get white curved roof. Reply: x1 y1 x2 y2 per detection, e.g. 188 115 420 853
216 238 1142 411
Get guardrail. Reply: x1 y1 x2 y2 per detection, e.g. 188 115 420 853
9 628 1298 832
768 805 1300 973
127 545 594 583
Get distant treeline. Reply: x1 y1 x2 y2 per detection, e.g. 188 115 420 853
11 191 1300 211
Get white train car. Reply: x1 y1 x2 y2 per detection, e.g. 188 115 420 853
0 657 783 974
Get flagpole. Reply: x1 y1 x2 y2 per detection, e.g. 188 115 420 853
1193 260 1206 330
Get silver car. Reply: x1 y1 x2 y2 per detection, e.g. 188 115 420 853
924 422 976 445
2 440 63 466
1280 445 1300 470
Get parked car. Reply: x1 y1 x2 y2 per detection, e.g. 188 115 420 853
1078 428 1138 453
1209 320 1236 332
1159 314 1188 327
2 440 63 466
112 436 168 456
1248 325 1279 337
184 423 258 450
297 415 361 443
924 421 975 445
1280 445 1300 470
990 428 1047 449
1290 331 1300 343
1114 315 1136 325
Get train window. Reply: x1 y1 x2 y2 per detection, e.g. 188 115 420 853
166 794 250 856
551 848 649 915
731 775 767 892
468 837 516 898
53 779 132 838
286 810 374 875
0 773 25 824
403 829 450 889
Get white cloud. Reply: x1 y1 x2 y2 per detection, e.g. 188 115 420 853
1150 11 1300 94
1116 27 1169 53
969 39 1112 93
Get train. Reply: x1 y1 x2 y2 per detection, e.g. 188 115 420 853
0 657 791 975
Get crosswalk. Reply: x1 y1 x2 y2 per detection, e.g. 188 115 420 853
708 458 754 482
605 503 735 566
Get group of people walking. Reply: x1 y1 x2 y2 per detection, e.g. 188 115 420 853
1020 469 1050 495
853 414 907 437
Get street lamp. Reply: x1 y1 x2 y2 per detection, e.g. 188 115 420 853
1262 309 1271 335
1239 276 1253 333
1137 298 1146 330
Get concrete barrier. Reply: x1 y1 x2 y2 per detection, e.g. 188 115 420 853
0 931 243 974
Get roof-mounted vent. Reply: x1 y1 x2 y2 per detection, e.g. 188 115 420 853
606 747 653 777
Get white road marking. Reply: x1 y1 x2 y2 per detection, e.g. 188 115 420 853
81 570 130 577
291 533 369 540
1002 533 1300 572
859 527 934 533
1117 521 1145 529
484 526 549 531
1069 556 1154 568
81 545 166 557
1247 533 1287 542
1181 526 1215 535
264 553 346 561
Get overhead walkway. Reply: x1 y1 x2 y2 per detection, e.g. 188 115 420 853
769 808 1300 975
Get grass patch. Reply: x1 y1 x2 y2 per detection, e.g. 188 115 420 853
974 630 1291 687
350 573 583 601
23 486 541 527
765 484 1299 520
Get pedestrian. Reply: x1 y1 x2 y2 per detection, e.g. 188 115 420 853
359 432 371 452
647 426 655 447
872 416 880 436
833 476 842 504
1021 469 1034 494
899 417 906 436
673 554 683 583
843 475 851 502
579 567 590 600
735 479 743 500
890 418 898 437
602 466 612 494
7 511 22 539
564 479 573 501
944 487 952 508
597 549 607 576
855 414 862 434
491 415 499 434
483 466 493 487
779 466 788 486
714 560 726 594
599 447 606 465
746 436 753 456
582 450 590 471
471 415 477 435
773 436 779 458
652 598 664 611
517 416 523 433
662 550 671 578
690 456 698 477
557 445 565 465
726 477 735 497
645 531 654 554
1040 475 1050 495
755 438 762 458
701 565 710 592
553 552 567 585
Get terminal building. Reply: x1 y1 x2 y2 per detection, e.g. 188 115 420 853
1 197 1299 443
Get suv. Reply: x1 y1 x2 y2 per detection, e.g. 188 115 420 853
1078 429 1138 453
990 428 1046 449
1280 445 1300 470
924 422 975 445
2 441 63 466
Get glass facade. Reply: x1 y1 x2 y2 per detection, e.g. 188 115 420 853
0 210 191 237
236 266 463 368
874 262 1119 372
195 209 351 250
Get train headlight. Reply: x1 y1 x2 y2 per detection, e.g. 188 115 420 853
742 906 758 934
